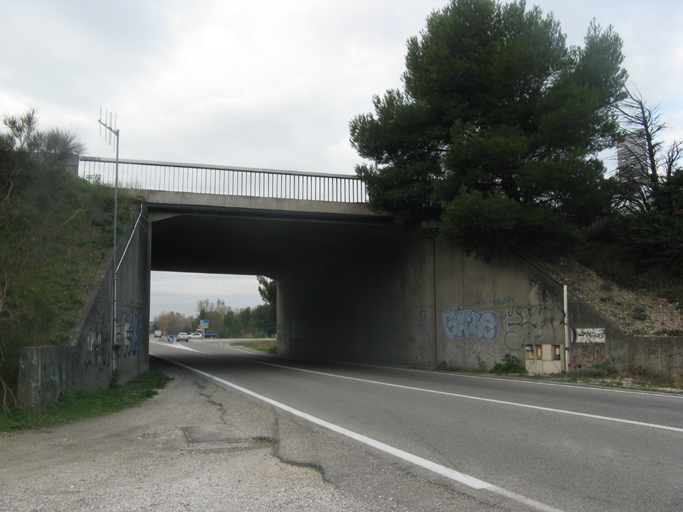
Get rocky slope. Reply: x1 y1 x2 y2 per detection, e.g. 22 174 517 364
534 257 683 336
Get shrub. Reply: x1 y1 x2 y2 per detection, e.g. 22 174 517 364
491 353 527 374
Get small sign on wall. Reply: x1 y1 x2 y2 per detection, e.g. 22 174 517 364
574 328 606 343
115 323 131 346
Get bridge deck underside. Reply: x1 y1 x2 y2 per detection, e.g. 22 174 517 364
149 205 408 279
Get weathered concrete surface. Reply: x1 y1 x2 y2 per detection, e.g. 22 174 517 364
17 205 151 410
137 189 381 217
624 336 683 376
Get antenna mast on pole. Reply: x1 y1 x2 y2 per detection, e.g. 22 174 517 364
98 108 120 358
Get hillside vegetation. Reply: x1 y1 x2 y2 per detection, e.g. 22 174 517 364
0 110 135 410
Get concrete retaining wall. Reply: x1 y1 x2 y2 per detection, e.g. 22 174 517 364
277 229 682 378
623 336 683 376
18 205 151 410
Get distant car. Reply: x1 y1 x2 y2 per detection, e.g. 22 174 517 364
177 332 189 342
154 330 162 338
189 332 203 339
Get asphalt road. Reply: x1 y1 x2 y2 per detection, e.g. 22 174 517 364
151 339 683 512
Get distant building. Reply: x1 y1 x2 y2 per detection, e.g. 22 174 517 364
617 130 647 180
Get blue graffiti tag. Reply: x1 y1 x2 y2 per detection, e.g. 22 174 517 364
442 306 500 341
42 356 68 383
121 309 142 360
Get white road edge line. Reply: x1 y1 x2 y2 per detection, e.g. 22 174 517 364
194 339 683 399
154 354 564 512
249 359 683 434
154 342 683 433
152 342 198 352
396 366 683 398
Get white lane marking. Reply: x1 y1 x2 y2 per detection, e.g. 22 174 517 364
233 358 683 434
155 343 683 433
152 341 251 354
425 371 683 398
151 342 200 352
155 355 564 512
293 359 683 399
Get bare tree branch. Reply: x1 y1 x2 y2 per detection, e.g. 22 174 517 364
615 86 682 212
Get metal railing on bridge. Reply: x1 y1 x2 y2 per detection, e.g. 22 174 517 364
79 157 368 203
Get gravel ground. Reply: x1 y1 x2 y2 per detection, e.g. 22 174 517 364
0 362 374 512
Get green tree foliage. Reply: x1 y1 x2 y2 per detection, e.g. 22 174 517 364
230 307 251 336
181 300 277 338
222 308 235 335
156 296 277 338
1 108 84 211
152 311 195 335
257 275 277 320
350 0 627 260
249 304 276 336
620 169 683 276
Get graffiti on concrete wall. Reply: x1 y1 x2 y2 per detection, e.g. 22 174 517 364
42 356 67 384
85 315 109 373
647 342 660 356
662 342 683 369
120 309 142 360
647 341 683 370
86 327 106 371
574 328 606 343
442 306 500 341
568 344 609 369
501 305 565 350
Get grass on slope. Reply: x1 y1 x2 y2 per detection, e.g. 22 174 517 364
232 339 278 354
0 368 172 431
0 153 137 408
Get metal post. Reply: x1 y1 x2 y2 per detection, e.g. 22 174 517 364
564 285 569 372
113 132 119 351
98 110 120 361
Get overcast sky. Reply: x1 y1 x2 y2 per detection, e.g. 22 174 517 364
2 0 682 318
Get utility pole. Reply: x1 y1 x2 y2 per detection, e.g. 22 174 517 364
98 108 120 358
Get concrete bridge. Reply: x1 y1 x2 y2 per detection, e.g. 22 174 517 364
78 157 447 361
19 157 681 409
